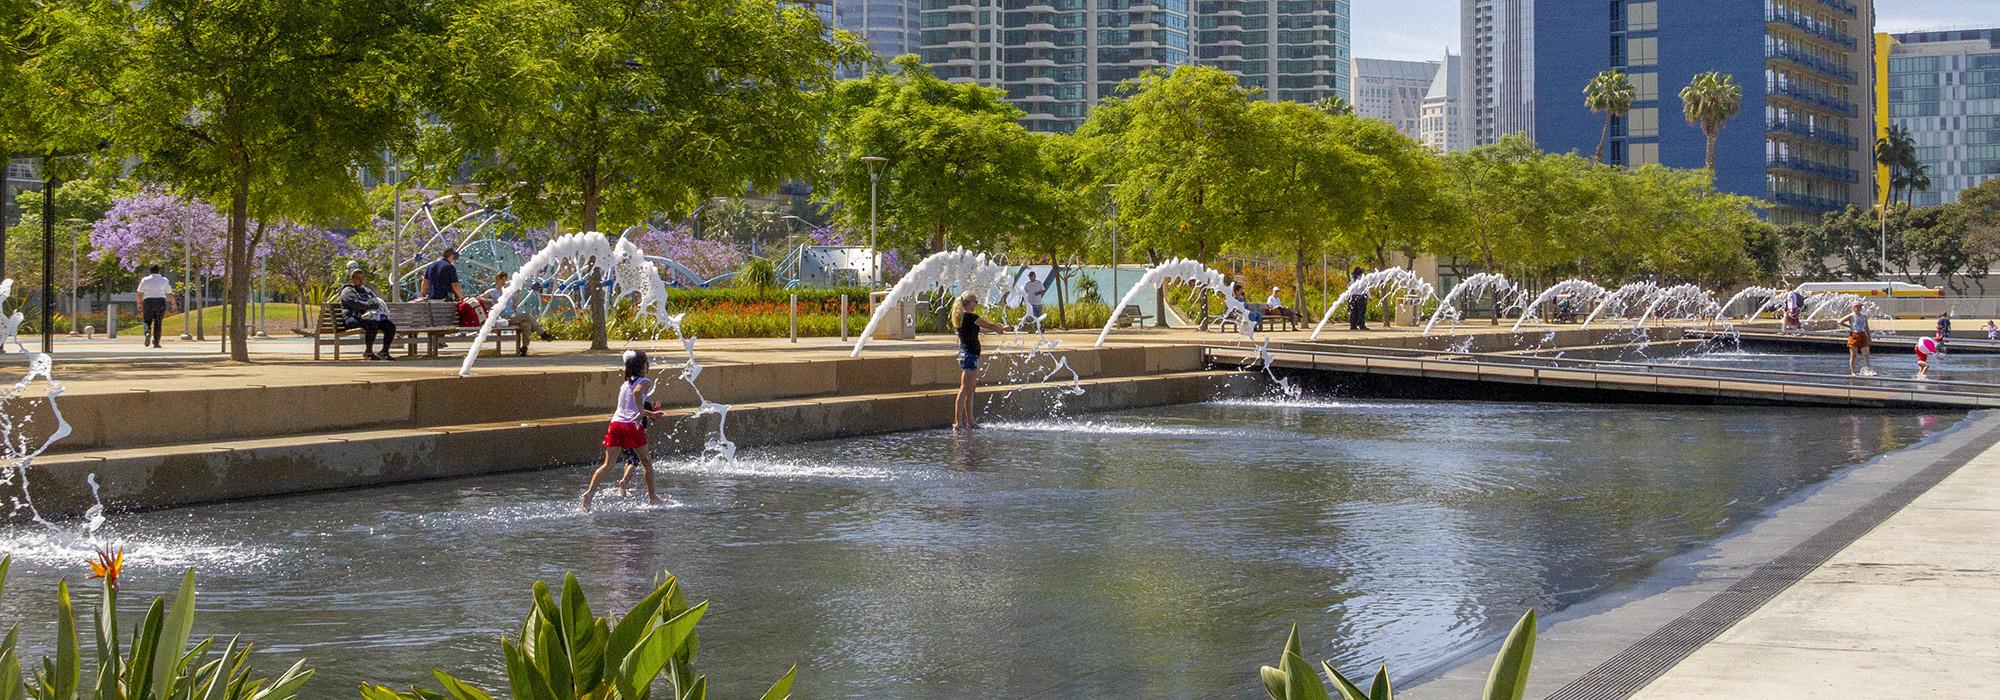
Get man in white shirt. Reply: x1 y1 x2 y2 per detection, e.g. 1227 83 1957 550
1022 271 1047 323
136 265 176 348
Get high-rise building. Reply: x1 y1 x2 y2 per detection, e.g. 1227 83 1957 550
1199 0 1351 105
844 0 919 65
919 0 1347 132
1352 57 1440 140
1469 0 1876 224
1883 27 2000 207
1460 0 1534 145
919 0 1192 132
1421 51 1467 152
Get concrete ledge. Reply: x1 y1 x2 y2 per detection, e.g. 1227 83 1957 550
25 369 1248 516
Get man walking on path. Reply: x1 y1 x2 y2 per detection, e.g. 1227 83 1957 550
1347 266 1370 331
1022 271 1047 325
419 248 463 301
136 265 175 348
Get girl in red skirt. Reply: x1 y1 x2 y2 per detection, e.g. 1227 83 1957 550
582 350 669 510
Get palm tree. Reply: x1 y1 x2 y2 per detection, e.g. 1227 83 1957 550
1875 124 1916 205
1313 96 1355 116
1678 72 1742 171
1897 162 1933 207
1584 70 1636 164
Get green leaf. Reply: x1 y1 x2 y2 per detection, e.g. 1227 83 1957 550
152 568 199 699
676 674 705 700
1368 665 1392 700
0 647 23 700
248 659 314 700
93 575 120 686
618 601 708 698
502 639 557 700
558 574 603 692
1481 609 1537 700
430 669 496 700
1281 651 1332 700
1259 665 1288 700
51 579 78 698
195 636 238 700
605 580 673 672
0 556 9 599
127 596 167 698
1321 662 1370 700
757 665 797 700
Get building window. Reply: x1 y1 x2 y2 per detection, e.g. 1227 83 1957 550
1632 71 1658 101
1626 36 1658 67
1626 2 1657 32
1629 142 1659 165
1628 107 1659 137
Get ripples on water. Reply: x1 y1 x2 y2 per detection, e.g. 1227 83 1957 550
0 396 1960 698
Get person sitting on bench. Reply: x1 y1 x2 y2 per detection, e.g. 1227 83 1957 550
1264 287 1295 320
337 268 397 361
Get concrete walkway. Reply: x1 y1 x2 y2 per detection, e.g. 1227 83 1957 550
1628 431 2000 698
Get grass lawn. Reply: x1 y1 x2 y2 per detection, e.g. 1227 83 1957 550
134 302 310 335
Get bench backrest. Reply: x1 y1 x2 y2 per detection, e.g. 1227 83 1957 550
319 300 462 331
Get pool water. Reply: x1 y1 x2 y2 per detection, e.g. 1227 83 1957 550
0 398 1960 698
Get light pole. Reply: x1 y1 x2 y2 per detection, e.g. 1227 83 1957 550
180 198 193 341
862 156 889 287
39 157 53 354
65 218 82 336
1104 183 1120 306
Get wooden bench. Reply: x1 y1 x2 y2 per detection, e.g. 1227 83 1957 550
1219 307 1302 334
1114 303 1151 328
307 301 522 360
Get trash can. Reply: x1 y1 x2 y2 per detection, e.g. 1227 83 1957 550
1395 292 1423 327
869 291 917 340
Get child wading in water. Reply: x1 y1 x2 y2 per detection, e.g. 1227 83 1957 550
582 350 670 510
950 290 1011 430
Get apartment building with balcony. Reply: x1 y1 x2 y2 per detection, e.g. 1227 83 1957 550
1483 0 1875 224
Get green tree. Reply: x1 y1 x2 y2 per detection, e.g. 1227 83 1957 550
1679 71 1742 171
820 55 1043 256
1958 178 2000 291
1894 163 1932 207
1012 133 1093 327
1075 66 1265 324
1312 95 1355 117
28 0 421 361
420 0 860 350
1584 70 1635 164
5 179 122 296
1244 100 1363 317
1329 115 1444 270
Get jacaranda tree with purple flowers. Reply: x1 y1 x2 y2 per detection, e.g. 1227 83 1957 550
630 224 746 282
262 221 356 327
90 187 229 277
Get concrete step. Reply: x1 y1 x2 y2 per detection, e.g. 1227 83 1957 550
23 369 1246 516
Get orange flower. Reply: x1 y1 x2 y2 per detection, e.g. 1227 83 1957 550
87 546 123 591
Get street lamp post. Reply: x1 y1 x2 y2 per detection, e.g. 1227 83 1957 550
39 157 53 354
1104 183 1120 306
180 198 193 341
862 156 889 287
66 218 82 336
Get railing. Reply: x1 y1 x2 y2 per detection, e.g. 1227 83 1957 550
1768 45 1858 83
1203 342 2000 406
1767 119 1860 150
1768 83 1861 118
1812 0 1858 18
1770 190 1848 211
1767 155 1860 183
1766 10 1858 49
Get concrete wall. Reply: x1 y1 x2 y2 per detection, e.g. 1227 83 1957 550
27 370 1247 516
52 344 1205 452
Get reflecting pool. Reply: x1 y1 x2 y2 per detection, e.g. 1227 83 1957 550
0 398 1961 698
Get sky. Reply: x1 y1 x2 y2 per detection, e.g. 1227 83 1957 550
1351 0 2000 63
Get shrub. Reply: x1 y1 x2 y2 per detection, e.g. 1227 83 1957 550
0 553 315 700
736 258 777 299
1260 610 1535 700
360 571 793 700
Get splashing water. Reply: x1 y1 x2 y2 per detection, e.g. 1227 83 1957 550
1510 280 1609 333
1578 282 1658 330
851 249 1014 357
1635 284 1717 327
1093 258 1244 347
1308 267 1436 340
1709 286 1780 327
457 232 737 464
1423 273 1514 336
1803 292 1875 324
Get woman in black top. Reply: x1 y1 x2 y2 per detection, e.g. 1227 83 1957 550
950 290 1011 430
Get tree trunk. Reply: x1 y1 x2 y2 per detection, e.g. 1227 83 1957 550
1148 248 1166 328
582 173 608 351
928 221 945 254
1704 130 1718 171
226 165 252 362
1048 252 1066 328
1596 114 1609 164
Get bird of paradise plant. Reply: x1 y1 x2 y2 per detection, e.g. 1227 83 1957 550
1260 610 1537 700
0 552 314 700
360 571 794 700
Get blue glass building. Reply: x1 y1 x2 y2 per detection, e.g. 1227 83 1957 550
1477 0 1875 224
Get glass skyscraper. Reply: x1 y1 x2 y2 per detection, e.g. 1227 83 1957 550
1885 27 2000 206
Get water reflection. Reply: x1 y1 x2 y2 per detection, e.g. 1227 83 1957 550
0 399 1957 698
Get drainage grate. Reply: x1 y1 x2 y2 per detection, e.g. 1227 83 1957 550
1544 421 2000 700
